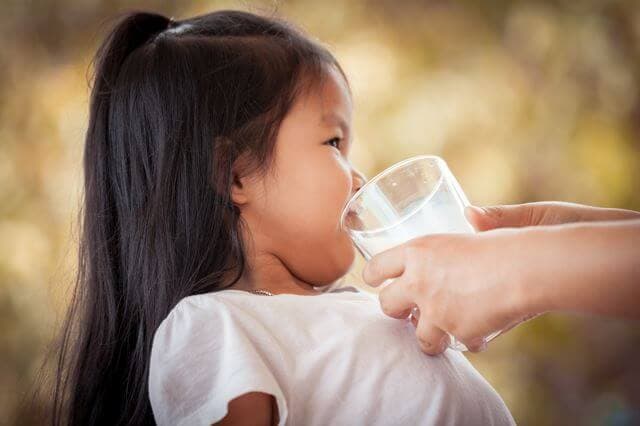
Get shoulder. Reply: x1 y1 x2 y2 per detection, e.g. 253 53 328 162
166 290 234 317
149 291 262 377
154 291 240 335
148 291 290 425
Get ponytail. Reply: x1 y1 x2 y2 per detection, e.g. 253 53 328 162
53 12 179 426
92 12 171 97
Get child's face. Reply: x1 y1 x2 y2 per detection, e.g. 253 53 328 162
232 66 366 287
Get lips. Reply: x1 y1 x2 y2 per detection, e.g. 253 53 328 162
340 183 365 231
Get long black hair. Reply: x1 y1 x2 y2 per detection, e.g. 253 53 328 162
44 8 348 425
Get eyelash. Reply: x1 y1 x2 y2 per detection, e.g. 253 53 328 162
325 137 342 150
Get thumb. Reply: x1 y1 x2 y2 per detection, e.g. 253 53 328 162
464 204 537 231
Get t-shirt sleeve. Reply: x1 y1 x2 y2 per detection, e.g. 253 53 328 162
148 297 289 426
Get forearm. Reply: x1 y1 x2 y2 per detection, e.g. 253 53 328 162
517 219 640 320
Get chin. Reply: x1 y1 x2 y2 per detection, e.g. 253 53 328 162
301 236 356 286
333 244 356 279
310 251 355 287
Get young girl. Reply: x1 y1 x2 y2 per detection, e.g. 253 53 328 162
50 9 516 425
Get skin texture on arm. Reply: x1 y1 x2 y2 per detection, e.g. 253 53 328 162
469 202 640 319
213 392 278 426
362 202 640 355
521 219 640 319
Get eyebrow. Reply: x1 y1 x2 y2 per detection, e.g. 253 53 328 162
321 112 350 135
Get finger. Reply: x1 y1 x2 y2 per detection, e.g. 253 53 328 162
415 318 448 356
462 336 489 353
362 245 407 287
464 206 490 232
378 281 414 319
464 204 542 231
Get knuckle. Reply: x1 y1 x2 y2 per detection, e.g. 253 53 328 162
404 274 421 294
405 264 429 296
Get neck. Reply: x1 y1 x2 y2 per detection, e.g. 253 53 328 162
227 252 322 296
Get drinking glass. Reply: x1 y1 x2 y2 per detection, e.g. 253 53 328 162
340 155 501 351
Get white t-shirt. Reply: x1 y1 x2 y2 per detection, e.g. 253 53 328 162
148 286 516 425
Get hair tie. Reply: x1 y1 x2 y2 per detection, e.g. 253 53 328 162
163 17 192 35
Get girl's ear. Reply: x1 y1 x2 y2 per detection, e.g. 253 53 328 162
230 171 249 206
229 151 255 207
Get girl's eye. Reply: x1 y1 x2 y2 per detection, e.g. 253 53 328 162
325 137 342 150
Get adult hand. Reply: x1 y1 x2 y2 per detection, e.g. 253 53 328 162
362 202 640 356
363 227 533 355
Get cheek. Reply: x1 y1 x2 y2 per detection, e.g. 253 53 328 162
268 156 356 283
275 155 352 232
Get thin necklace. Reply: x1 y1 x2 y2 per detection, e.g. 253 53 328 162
248 289 274 296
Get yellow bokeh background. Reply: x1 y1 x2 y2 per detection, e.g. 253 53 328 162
1 1 639 424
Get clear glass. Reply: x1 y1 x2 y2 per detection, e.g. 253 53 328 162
340 155 501 351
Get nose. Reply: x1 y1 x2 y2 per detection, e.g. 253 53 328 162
351 168 366 195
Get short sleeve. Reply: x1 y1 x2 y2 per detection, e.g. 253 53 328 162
148 297 289 426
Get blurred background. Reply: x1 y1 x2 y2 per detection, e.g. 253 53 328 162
1 0 639 424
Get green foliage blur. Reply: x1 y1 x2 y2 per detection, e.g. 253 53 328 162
1 0 638 424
